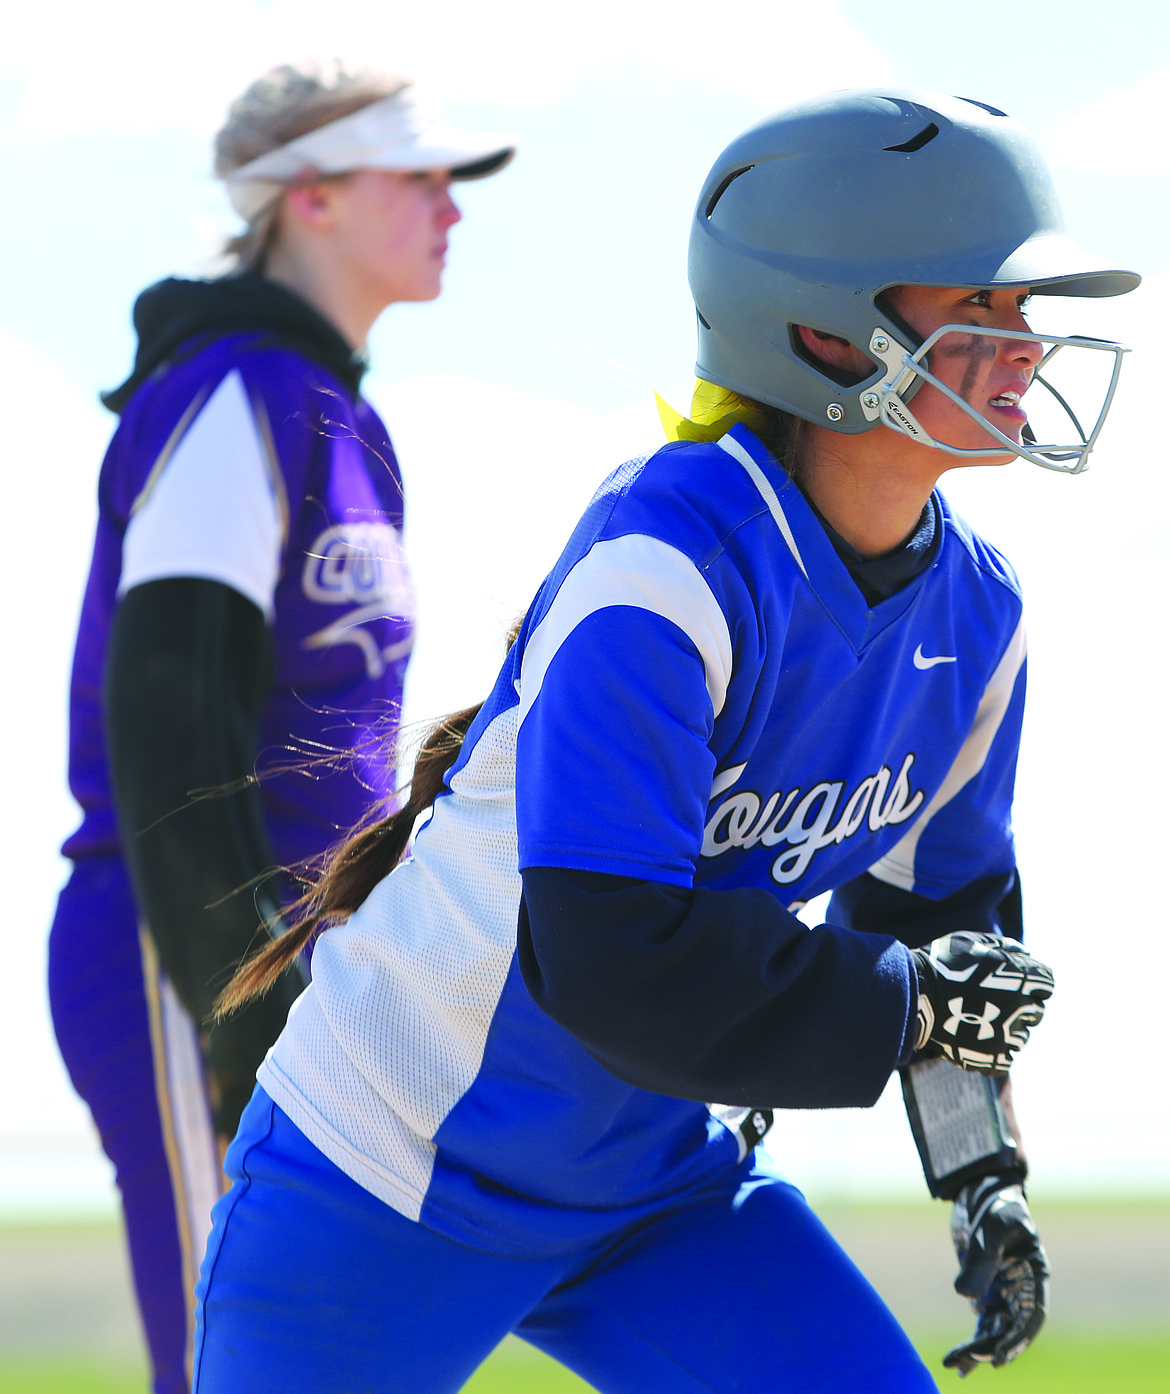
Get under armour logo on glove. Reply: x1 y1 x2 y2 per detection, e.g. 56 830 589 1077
911 933 1054 1075
944 999 1002 1040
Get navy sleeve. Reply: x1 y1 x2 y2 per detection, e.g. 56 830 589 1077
104 576 304 1135
828 870 1023 948
518 865 917 1109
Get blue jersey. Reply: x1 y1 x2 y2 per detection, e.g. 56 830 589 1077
262 424 1025 1256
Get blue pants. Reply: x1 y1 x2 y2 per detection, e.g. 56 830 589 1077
194 1089 937 1392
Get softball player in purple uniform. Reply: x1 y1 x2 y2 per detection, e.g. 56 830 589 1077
195 91 1135 1392
48 60 513 1394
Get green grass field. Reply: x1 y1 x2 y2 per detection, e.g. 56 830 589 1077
4 1201 1166 1392
2 1333 1169 1392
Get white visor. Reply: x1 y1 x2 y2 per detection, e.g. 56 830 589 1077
224 89 516 220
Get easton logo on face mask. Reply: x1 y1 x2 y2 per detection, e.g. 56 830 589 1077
701 754 925 884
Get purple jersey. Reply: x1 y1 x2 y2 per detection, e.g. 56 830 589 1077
63 318 413 867
51 274 417 1394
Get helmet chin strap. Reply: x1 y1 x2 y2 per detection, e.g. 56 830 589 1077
858 324 1130 475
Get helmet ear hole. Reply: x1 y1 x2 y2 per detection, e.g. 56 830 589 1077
792 326 875 387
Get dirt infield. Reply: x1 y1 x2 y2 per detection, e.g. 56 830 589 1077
2 1199 1167 1359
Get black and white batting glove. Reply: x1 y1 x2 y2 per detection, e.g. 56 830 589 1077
944 1175 1049 1376
910 933 1054 1075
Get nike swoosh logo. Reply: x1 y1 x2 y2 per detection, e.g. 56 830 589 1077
913 644 957 670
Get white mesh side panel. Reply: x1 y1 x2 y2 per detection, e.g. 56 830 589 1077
263 703 523 1214
260 994 435 1219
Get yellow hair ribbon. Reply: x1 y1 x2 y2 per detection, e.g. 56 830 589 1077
655 379 770 443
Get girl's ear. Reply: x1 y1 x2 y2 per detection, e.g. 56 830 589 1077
282 180 337 230
795 324 868 375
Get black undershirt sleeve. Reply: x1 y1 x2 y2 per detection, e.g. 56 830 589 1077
103 576 304 1136
828 869 1023 946
518 865 916 1109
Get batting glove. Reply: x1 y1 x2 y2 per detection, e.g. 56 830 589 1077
910 933 1054 1075
944 1175 1049 1376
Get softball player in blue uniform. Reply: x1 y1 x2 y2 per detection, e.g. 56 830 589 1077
194 90 1136 1392
48 61 513 1394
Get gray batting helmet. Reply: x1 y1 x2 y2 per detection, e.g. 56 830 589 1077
689 89 1140 437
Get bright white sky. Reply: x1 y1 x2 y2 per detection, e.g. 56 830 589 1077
3 0 1168 1216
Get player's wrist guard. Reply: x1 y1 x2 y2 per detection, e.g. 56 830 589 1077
944 1174 1049 1376
901 1057 1023 1201
910 933 1053 1075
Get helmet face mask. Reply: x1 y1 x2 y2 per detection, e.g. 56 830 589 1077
860 321 1129 474
689 88 1139 469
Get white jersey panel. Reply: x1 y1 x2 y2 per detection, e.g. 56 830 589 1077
518 533 734 724
259 990 436 1219
261 703 523 1216
868 615 1027 891
119 369 284 621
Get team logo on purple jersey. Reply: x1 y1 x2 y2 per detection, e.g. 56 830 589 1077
302 522 416 679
